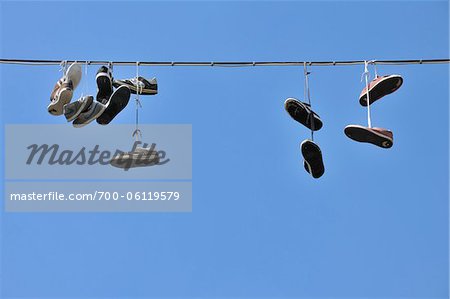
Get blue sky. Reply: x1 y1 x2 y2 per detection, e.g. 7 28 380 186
0 1 449 298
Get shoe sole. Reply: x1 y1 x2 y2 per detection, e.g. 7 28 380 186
48 87 73 115
66 63 82 90
284 98 323 131
97 86 131 125
344 125 393 148
301 140 324 179
359 75 403 106
96 73 112 103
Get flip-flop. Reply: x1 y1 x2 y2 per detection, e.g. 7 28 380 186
301 139 325 179
96 86 131 125
359 74 403 106
344 125 393 148
284 98 322 131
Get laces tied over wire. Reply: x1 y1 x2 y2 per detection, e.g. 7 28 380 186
82 61 89 97
304 62 314 141
108 61 114 74
59 60 68 78
132 61 142 142
372 60 378 78
362 60 372 128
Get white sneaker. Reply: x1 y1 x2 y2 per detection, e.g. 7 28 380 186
48 63 82 115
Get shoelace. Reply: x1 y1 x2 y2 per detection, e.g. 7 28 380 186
131 77 145 94
362 61 372 128
304 63 315 139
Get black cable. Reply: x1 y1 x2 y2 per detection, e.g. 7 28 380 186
0 58 449 67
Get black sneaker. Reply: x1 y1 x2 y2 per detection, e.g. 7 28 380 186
113 76 157 95
284 98 323 131
96 86 131 125
344 125 393 148
301 139 325 179
96 66 113 104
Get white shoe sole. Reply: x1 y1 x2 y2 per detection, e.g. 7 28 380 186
66 63 82 90
47 87 73 115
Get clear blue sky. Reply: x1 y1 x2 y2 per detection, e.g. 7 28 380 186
1 1 449 298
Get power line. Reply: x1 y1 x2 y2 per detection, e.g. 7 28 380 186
0 58 449 67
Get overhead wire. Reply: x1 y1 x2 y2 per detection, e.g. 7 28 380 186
0 58 449 67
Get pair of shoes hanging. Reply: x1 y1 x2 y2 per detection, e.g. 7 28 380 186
48 63 158 127
47 62 105 127
285 98 325 179
92 66 131 126
59 64 130 127
48 62 82 115
345 71 403 148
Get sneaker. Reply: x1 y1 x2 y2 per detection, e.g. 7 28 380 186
113 76 157 95
63 95 94 122
96 86 131 125
284 98 323 131
47 63 82 115
48 79 73 115
96 66 113 104
66 62 82 90
110 146 160 170
344 125 393 148
301 139 325 179
359 74 403 106
72 100 106 128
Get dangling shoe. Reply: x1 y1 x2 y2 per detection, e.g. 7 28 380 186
344 125 393 148
113 76 157 95
301 139 325 179
47 62 82 115
96 66 114 104
284 98 323 131
96 86 131 125
359 74 403 106
72 100 106 128
110 146 160 170
63 95 94 122
48 79 73 116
